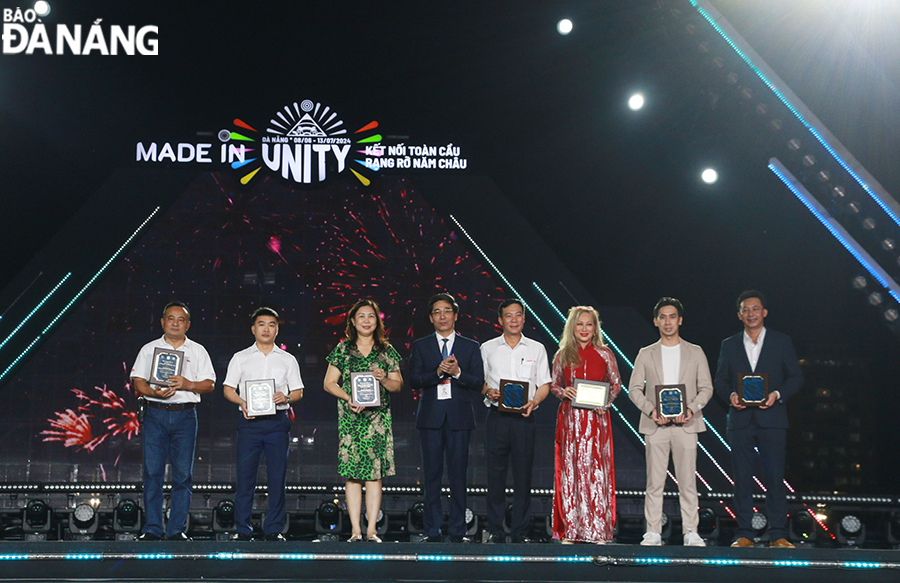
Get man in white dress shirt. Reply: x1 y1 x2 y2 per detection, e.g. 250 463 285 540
131 301 216 541
480 299 551 543
223 307 304 541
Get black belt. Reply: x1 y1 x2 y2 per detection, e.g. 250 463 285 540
146 400 197 411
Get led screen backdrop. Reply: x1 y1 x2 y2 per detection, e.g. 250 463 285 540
0 171 570 487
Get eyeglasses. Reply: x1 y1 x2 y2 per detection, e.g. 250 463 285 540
432 308 454 316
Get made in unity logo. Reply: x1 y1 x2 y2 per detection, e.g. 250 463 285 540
221 100 382 186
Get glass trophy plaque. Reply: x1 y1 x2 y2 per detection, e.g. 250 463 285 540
149 348 184 387
498 379 529 413
655 384 685 418
572 379 610 410
243 378 276 416
351 372 381 407
738 373 769 406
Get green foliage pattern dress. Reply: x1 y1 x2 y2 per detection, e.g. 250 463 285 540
326 340 402 480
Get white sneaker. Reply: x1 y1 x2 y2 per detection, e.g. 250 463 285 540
640 532 662 546
683 532 706 547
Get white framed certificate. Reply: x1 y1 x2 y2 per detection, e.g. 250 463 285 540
243 378 276 417
571 379 610 410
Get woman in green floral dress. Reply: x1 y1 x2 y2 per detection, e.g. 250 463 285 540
324 299 403 542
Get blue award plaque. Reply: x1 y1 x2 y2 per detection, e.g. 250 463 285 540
498 379 529 413
655 384 685 418
351 371 381 407
739 373 769 406
149 347 184 387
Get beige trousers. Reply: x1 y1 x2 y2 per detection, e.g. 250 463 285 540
643 425 699 534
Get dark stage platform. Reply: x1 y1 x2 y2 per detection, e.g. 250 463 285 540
1 540 898 583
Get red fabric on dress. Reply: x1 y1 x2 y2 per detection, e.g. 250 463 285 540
551 344 622 542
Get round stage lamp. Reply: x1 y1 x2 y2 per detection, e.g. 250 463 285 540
69 502 99 537
701 168 718 184
407 502 426 534
465 507 478 536
213 499 235 531
751 511 767 533
24 500 51 530
628 93 644 111
557 19 573 35
789 510 815 543
34 1 51 17
837 513 865 547
316 501 342 534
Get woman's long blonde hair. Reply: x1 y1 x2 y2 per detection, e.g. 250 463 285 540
555 306 605 368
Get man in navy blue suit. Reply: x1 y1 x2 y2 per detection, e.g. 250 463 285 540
714 290 803 549
409 293 484 542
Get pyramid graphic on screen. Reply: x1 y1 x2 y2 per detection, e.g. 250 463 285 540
286 113 327 137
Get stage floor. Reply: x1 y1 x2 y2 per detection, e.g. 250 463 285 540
0 540 898 583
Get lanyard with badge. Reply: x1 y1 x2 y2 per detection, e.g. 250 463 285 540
438 337 452 400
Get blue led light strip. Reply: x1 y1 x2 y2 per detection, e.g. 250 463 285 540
768 159 900 302
448 215 556 340
0 552 892 569
0 208 160 383
0 273 70 351
691 0 900 229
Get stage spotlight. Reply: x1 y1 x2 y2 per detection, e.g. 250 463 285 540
788 510 816 544
697 507 719 543
34 1 51 17
69 502 98 539
23 500 51 541
832 185 846 199
557 19 573 35
862 217 876 230
362 508 388 536
787 138 801 151
885 308 899 322
628 93 644 111
315 500 343 541
882 239 895 251
113 499 142 540
852 276 867 290
701 168 718 184
407 501 425 536
465 507 478 536
213 499 235 532
836 513 865 547
868 292 883 306
751 511 767 538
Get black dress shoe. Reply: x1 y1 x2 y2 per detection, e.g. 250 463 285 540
167 533 191 541
137 532 163 541
229 532 253 542
265 533 287 542
511 535 534 544
448 535 472 543
485 533 505 544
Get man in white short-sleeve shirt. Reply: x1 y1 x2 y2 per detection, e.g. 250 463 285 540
223 307 304 541
130 301 215 541
480 299 551 543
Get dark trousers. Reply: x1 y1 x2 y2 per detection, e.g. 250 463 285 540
419 422 472 537
485 407 535 539
729 425 788 540
235 411 291 536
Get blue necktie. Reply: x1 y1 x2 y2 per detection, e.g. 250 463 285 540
441 338 449 359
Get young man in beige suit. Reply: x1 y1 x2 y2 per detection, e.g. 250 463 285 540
629 297 713 547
